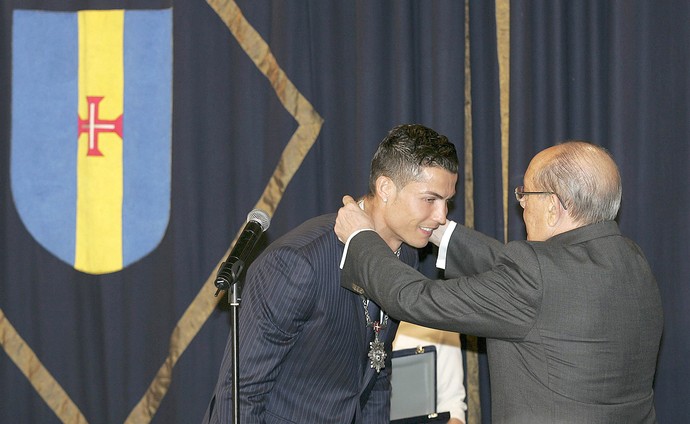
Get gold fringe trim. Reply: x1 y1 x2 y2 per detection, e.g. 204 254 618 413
463 1 481 423
496 0 510 244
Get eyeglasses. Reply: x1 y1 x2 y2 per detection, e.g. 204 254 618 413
514 186 568 210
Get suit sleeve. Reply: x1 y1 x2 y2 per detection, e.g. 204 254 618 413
341 231 542 340
444 224 504 277
214 246 317 422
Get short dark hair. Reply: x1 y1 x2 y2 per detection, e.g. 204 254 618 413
368 124 458 194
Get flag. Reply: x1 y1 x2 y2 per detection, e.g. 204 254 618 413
11 8 172 275
2 2 322 422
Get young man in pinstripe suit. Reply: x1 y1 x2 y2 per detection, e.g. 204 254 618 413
204 124 459 424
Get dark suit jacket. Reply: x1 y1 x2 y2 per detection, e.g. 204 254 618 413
341 220 663 423
204 214 417 424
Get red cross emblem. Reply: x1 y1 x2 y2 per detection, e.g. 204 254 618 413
373 321 382 333
78 96 123 157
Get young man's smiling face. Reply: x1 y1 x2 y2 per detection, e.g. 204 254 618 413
379 166 457 249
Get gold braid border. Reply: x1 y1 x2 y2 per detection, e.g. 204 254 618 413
124 1 323 422
0 307 88 423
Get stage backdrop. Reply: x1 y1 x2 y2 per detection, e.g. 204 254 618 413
1 1 688 423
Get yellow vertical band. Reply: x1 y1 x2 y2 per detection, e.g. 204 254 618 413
75 10 124 273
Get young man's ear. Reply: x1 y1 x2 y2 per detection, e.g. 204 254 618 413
375 175 394 203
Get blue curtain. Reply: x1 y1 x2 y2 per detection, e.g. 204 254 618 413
1 1 687 422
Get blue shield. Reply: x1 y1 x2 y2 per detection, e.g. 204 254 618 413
11 9 173 274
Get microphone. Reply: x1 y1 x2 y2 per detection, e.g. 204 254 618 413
214 209 271 296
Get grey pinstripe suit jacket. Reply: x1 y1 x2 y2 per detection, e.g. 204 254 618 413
341 220 663 424
204 214 417 424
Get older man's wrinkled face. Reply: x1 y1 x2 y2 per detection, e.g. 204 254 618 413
520 152 554 242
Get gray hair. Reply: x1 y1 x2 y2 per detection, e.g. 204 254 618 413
534 141 622 224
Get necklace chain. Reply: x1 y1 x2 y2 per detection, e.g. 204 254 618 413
360 245 399 328
354 222 401 373
361 296 388 329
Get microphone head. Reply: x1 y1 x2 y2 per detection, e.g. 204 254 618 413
247 208 271 231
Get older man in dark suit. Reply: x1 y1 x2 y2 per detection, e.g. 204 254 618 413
335 141 663 423
204 124 458 423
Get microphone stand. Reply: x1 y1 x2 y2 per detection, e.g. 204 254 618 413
229 275 242 424
214 210 270 424
215 258 247 424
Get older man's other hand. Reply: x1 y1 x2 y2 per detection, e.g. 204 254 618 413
334 195 375 243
